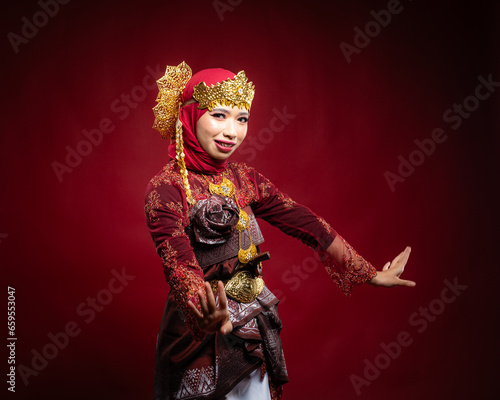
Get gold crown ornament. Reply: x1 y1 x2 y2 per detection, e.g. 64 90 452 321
152 61 192 140
193 71 255 111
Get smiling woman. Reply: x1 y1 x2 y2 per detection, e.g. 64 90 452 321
196 106 249 160
145 62 415 400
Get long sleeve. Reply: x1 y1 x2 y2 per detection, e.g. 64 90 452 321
319 235 377 295
145 165 206 340
237 164 377 295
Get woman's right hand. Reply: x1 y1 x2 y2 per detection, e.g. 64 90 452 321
188 281 233 335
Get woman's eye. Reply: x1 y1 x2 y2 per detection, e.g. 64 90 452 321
212 113 225 119
238 117 249 123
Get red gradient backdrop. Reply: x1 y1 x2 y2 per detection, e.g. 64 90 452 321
2 1 498 399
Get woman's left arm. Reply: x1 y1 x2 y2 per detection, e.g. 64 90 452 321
242 164 415 294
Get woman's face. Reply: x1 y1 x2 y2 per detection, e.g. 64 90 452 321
196 104 249 160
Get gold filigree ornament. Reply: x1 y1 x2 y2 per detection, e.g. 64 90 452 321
238 243 258 264
152 61 192 140
236 209 249 231
193 71 255 111
208 177 235 198
235 208 255 263
224 270 264 303
209 270 264 303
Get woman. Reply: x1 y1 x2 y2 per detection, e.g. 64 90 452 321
145 62 415 400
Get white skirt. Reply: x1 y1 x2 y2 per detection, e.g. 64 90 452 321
225 369 271 400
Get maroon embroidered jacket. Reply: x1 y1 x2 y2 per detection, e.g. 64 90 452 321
145 160 376 399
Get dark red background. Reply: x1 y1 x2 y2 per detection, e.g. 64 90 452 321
2 0 498 399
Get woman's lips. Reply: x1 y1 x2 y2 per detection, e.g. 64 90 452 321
214 140 235 153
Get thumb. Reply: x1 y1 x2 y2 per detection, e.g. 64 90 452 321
220 319 233 335
398 279 416 287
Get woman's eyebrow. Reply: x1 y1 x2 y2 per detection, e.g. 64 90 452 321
211 108 229 114
210 108 249 117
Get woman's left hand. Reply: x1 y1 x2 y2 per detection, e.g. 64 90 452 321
369 246 416 288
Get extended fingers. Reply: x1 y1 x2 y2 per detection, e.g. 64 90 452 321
390 247 411 272
391 249 404 266
197 288 209 316
190 282 234 333
187 300 204 319
204 282 218 313
217 281 228 310
400 246 411 268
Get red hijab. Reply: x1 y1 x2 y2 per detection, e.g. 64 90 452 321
168 68 238 175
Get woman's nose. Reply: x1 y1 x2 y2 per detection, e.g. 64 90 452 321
223 119 237 138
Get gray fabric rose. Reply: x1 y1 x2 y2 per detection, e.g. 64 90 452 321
191 194 239 245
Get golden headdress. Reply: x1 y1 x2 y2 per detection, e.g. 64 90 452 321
152 61 192 140
192 71 255 111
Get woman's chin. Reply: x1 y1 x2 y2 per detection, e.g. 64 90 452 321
209 150 234 161
211 154 232 161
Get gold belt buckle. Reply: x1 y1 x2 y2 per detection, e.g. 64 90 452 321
225 270 264 303
209 252 270 303
210 268 264 303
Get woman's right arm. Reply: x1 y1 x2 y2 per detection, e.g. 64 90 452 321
145 181 209 340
